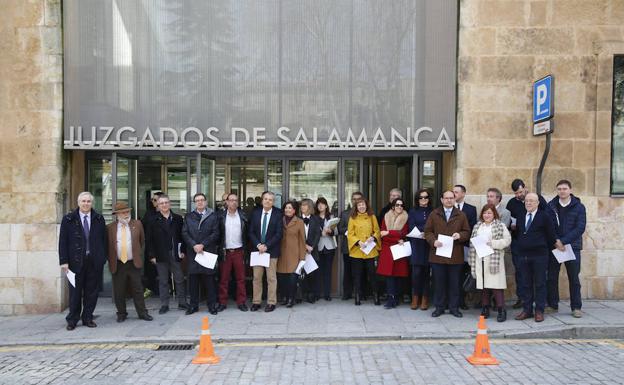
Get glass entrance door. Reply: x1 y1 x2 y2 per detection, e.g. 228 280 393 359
288 160 339 214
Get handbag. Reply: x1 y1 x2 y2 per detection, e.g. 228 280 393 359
462 271 476 292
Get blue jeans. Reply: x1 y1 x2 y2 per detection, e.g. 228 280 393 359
519 255 548 314
547 249 582 310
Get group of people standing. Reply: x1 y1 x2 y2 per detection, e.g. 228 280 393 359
58 176 585 330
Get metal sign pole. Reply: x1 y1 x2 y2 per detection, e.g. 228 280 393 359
535 132 551 196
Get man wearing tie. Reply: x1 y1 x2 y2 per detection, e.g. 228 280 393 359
107 202 152 322
453 184 477 310
514 193 557 322
59 192 108 330
249 191 283 312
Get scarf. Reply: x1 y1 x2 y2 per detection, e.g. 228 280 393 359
383 210 408 231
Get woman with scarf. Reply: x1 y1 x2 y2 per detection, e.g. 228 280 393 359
377 198 410 309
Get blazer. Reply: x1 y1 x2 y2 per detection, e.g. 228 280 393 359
302 215 322 260
277 216 307 274
59 208 108 273
514 209 557 258
146 211 185 263
547 194 586 250
249 207 283 258
182 209 220 275
107 219 144 274
423 207 471 265
459 202 478 229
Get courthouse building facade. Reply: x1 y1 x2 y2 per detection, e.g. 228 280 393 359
0 0 623 314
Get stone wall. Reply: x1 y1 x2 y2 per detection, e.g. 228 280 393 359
0 0 65 315
457 0 624 299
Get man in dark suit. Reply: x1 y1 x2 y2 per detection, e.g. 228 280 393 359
182 193 220 316
107 202 152 322
338 192 363 300
59 191 108 330
248 191 283 312
300 198 322 303
514 193 557 322
147 193 188 314
453 184 477 310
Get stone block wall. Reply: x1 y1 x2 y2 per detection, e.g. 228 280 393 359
0 0 65 315
457 0 624 299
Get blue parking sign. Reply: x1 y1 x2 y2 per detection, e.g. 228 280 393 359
533 75 553 123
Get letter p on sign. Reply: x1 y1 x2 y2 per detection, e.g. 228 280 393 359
533 75 553 123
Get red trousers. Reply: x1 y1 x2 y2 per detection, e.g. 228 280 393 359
218 249 247 305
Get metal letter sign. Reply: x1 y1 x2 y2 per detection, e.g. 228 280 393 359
532 75 554 136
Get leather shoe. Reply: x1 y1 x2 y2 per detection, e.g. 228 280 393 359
83 320 97 328
208 305 218 315
431 308 444 317
514 311 533 320
216 304 227 312
450 309 463 318
116 314 127 323
264 304 276 312
459 303 469 311
324 296 331 301
66 323 76 331
159 306 169 314
512 299 523 309
250 304 261 312
286 299 295 308
139 314 153 321
178 303 190 311
185 307 198 315
238 304 249 312
341 294 352 300
534 312 544 322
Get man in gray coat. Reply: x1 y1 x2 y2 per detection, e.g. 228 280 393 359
487 187 512 228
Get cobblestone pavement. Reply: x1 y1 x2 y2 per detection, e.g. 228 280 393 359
0 339 623 385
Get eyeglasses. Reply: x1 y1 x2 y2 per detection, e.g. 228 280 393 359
418 196 429 199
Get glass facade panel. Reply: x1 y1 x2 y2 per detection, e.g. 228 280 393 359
267 159 284 208
343 160 361 212
116 156 136 217
612 55 624 195
166 158 188 215
87 158 113 223
288 160 339 216
200 156 215 210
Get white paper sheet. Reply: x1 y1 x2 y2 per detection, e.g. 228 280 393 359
471 235 494 259
359 239 376 255
435 234 454 258
552 244 576 263
66 270 76 287
406 226 423 239
303 253 319 274
295 260 306 275
510 217 517 226
195 251 218 269
390 242 412 260
325 218 340 228
250 251 271 267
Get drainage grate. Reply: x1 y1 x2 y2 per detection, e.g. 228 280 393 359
155 344 195 351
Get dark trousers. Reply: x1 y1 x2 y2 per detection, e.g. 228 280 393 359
481 289 504 308
385 276 398 296
511 246 525 301
342 253 353 296
278 273 298 301
304 266 320 298
431 263 462 311
519 255 548 314
189 273 216 308
218 249 247 305
156 253 186 307
547 250 582 310
112 261 148 317
350 257 377 296
411 264 430 297
66 257 100 325
142 252 159 294
318 249 335 297
459 262 470 305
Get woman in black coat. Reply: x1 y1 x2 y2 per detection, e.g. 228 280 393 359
407 188 433 310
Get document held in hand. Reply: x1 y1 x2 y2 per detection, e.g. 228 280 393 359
552 244 576 263
435 234 454 258
359 238 376 255
295 260 306 275
470 235 494 259
303 253 319 274
325 218 340 229
250 251 271 267
66 269 76 287
390 242 412 260
406 226 423 239
195 251 218 269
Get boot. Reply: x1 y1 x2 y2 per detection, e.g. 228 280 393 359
410 295 421 310
384 295 394 309
373 292 381 306
497 307 506 322
420 296 429 310
480 305 490 319
354 293 361 306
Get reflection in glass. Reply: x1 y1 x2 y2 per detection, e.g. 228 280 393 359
267 160 284 208
200 156 216 209
343 160 361 213
421 160 437 205
87 158 113 223
289 160 338 216
612 55 624 195
215 158 265 216
116 157 136 218
167 158 188 215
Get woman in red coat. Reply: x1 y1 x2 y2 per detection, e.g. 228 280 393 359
377 198 410 309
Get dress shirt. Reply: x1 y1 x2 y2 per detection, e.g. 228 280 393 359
116 221 133 261
525 209 537 228
225 210 243 249
259 208 273 241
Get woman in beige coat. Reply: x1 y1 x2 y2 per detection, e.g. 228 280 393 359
468 204 511 322
277 200 307 307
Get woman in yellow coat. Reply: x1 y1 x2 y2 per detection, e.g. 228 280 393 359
347 198 382 306
277 200 307 308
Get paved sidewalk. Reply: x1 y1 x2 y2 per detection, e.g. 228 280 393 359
1 298 624 346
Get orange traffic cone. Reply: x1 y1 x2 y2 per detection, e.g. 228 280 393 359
192 316 220 364
466 315 499 365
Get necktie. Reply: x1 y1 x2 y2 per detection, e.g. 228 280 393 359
83 215 90 254
120 223 128 263
445 209 451 222
526 212 533 230
261 212 268 244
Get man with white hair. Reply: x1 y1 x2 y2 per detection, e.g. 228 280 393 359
59 192 108 330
